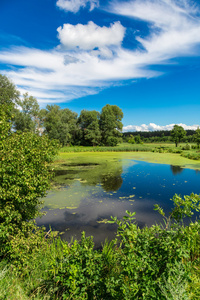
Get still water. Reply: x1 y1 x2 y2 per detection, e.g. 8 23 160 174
37 157 200 248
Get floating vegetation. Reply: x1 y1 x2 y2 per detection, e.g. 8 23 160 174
96 219 108 223
39 153 200 235
66 207 78 209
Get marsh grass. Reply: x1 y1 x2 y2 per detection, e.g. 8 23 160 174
61 144 154 153
60 142 183 153
60 143 200 162
61 142 180 153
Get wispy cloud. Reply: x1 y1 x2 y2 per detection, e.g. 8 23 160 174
108 0 200 59
123 123 200 132
0 0 200 104
56 0 99 13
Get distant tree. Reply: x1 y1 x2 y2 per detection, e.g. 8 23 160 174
128 134 135 144
194 127 200 148
13 93 40 133
100 104 123 146
135 134 142 144
78 110 101 146
41 105 78 145
170 125 186 147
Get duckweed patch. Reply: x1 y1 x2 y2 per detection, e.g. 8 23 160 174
38 152 200 246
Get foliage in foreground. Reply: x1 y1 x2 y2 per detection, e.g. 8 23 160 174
1 194 200 300
0 104 59 257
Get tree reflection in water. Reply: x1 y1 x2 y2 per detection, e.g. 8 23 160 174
53 161 123 192
170 165 184 175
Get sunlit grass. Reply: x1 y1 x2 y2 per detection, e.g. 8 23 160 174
56 151 200 170
60 142 194 153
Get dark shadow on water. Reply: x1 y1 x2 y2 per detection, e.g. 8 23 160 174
101 173 123 192
53 160 123 192
62 163 100 167
170 165 184 175
54 169 87 176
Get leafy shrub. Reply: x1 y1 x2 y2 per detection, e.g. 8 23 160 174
0 112 59 256
181 152 200 160
128 135 135 144
42 193 200 299
182 144 191 150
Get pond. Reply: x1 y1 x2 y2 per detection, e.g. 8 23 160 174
36 153 200 248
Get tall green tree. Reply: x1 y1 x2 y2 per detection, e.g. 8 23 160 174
41 105 78 145
0 74 20 107
194 127 200 148
78 110 101 146
0 76 59 255
0 74 20 120
171 125 186 147
13 93 40 133
100 104 123 146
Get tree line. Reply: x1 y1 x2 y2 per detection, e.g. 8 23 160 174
1 73 200 149
0 74 123 147
124 126 200 147
39 104 123 146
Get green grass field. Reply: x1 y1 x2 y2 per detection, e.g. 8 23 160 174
57 142 200 170
61 142 195 153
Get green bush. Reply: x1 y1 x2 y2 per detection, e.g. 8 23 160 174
0 109 59 256
41 194 200 299
1 193 200 299
181 152 200 160
182 144 191 150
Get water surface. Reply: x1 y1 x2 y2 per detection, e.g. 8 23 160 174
37 155 200 247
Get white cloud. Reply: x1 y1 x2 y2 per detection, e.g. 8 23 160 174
0 44 157 104
123 123 200 132
56 0 99 13
108 0 200 59
57 21 125 50
0 1 200 104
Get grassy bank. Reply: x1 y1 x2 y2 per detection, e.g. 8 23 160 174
60 142 200 161
57 150 200 171
61 143 172 153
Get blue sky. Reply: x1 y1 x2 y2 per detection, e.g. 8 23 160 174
0 0 200 131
